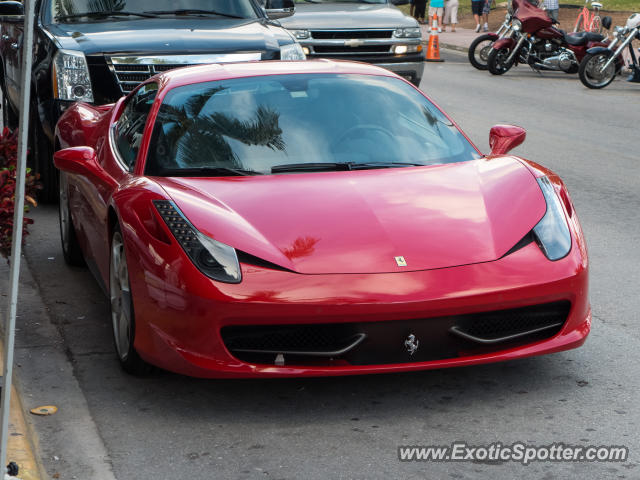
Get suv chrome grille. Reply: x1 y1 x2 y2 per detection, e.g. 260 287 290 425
109 53 263 94
112 64 194 93
311 29 394 39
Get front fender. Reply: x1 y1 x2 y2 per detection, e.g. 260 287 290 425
586 46 612 56
493 37 515 50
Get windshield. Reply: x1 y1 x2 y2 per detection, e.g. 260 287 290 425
145 74 480 177
51 0 259 21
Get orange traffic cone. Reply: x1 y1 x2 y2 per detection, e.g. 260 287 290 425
426 15 444 62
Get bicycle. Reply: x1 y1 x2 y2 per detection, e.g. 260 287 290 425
573 0 603 33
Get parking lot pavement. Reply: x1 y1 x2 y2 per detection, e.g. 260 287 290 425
8 59 640 479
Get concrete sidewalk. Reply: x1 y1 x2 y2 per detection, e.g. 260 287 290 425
420 24 481 53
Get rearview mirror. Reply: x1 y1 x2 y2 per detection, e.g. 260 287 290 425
54 147 117 188
0 1 24 16
489 124 526 155
265 0 295 19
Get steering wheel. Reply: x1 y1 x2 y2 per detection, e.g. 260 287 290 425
331 124 395 152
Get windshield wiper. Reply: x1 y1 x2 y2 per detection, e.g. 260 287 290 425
145 9 245 19
56 11 158 21
159 167 262 177
271 162 423 173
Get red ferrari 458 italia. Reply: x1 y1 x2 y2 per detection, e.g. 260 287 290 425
53 60 589 377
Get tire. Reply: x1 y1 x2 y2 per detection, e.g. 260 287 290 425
488 47 515 75
58 172 85 266
579 52 617 89
110 225 153 376
29 104 58 203
468 34 497 70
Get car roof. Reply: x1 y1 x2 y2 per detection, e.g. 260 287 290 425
155 59 401 91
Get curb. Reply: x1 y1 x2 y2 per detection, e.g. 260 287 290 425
421 38 470 54
440 43 469 53
0 344 43 480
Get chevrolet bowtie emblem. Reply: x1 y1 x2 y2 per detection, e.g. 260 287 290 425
345 39 364 47
395 256 407 267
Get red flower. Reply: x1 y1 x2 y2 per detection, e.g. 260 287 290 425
0 128 39 260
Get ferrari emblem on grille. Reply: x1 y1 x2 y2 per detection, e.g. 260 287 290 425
345 39 365 47
404 334 419 355
395 256 407 267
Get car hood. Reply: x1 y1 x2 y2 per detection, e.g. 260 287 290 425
278 3 418 30
47 18 290 56
155 157 546 275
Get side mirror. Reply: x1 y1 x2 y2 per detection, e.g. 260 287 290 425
54 147 117 188
489 124 526 155
265 0 295 19
0 1 24 16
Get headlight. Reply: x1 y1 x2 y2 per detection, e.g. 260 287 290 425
512 19 522 31
532 177 572 261
288 29 310 40
393 44 423 54
52 49 94 102
394 27 422 38
280 43 307 60
154 200 242 283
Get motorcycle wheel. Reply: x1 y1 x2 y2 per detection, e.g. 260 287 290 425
468 34 496 71
488 47 515 75
579 52 616 89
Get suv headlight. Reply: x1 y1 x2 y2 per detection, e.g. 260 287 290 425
280 43 306 60
394 27 422 38
52 49 94 102
154 200 242 283
532 177 572 261
288 29 310 40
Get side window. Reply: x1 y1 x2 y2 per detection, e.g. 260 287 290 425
115 83 158 171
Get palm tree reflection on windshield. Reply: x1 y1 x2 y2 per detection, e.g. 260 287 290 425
157 87 286 170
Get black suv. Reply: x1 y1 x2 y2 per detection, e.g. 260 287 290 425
0 0 301 200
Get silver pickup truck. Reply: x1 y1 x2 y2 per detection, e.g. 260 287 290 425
277 0 424 85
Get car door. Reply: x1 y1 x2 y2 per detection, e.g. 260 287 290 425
73 83 159 282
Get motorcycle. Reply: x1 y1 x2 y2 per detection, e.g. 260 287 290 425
468 0 541 70
468 12 514 70
578 13 640 88
487 0 612 75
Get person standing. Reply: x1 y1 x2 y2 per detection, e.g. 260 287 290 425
471 0 483 32
482 0 494 31
443 0 459 32
429 0 445 32
414 0 427 23
543 0 559 23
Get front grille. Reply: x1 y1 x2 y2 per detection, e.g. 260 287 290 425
311 30 394 39
111 63 194 93
221 301 571 366
454 302 570 341
313 45 391 54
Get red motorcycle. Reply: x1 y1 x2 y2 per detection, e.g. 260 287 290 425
488 0 611 75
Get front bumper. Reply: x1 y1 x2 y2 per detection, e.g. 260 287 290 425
128 234 589 378
373 59 425 84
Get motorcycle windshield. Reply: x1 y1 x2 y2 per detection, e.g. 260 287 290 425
512 0 552 31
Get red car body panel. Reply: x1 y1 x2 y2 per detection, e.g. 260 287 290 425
54 60 590 378
154 157 546 274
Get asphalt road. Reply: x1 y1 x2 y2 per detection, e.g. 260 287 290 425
14 50 640 479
